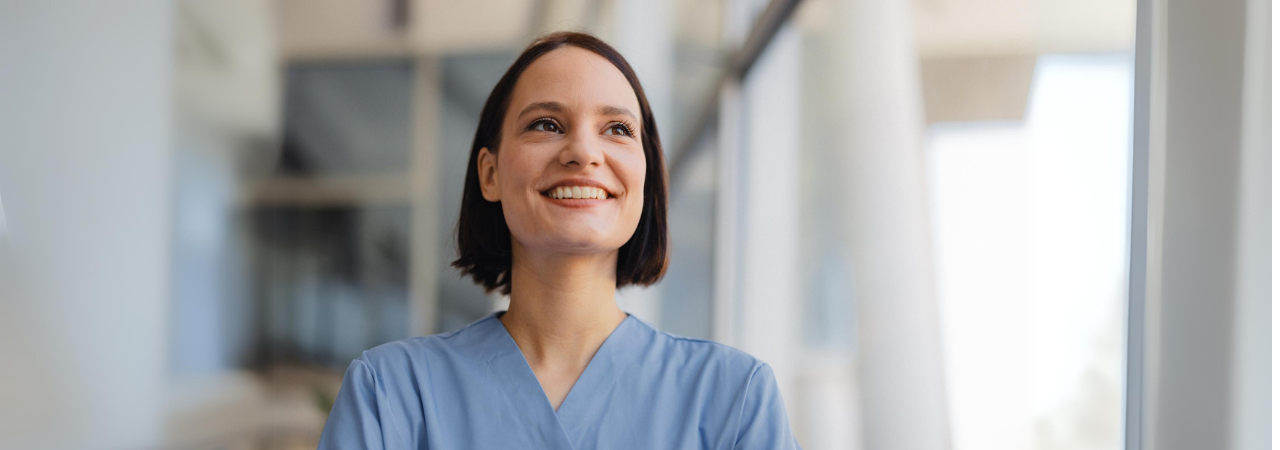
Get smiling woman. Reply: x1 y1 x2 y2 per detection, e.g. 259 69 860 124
455 33 668 297
317 31 802 450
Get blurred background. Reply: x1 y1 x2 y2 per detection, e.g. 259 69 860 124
0 0 1269 449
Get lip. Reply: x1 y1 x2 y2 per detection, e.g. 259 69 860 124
542 195 611 208
540 177 616 198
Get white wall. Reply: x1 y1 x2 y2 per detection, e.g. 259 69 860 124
1139 0 1271 448
1228 0 1271 448
0 2 173 449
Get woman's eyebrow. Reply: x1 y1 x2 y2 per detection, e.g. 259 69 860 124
599 105 638 123
516 101 637 123
517 101 566 119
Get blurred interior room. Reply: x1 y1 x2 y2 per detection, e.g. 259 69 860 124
0 0 1270 449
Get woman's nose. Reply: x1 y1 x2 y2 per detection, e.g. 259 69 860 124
558 128 604 167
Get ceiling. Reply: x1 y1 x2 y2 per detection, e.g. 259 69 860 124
910 0 1136 57
274 0 1136 60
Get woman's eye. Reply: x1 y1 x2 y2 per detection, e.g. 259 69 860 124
605 124 633 136
530 119 561 133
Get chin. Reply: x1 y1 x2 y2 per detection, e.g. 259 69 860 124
544 236 615 253
529 230 627 254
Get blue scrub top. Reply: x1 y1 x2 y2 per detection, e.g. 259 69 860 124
317 310 802 449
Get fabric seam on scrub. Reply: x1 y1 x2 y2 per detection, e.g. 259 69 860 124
350 356 387 446
729 362 766 450
484 328 575 447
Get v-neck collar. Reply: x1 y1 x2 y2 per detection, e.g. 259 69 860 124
479 310 640 449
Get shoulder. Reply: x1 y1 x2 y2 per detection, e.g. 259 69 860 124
631 323 797 448
629 317 767 382
351 314 493 378
625 318 787 438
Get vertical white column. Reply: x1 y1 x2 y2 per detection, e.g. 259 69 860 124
1149 0 1250 448
1228 1 1270 449
738 22 803 417
714 82 744 345
610 0 674 151
0 1 173 449
711 0 757 350
410 56 442 337
1145 0 1252 449
609 0 673 326
827 0 952 448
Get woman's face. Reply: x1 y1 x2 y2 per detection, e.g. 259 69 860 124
476 46 646 257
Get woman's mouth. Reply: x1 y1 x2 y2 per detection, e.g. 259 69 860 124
541 186 613 200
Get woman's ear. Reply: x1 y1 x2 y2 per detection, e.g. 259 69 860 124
477 147 501 202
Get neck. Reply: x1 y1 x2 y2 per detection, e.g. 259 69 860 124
499 241 627 368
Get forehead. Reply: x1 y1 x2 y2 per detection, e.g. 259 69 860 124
507 46 642 119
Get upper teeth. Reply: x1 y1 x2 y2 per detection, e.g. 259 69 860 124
550 186 608 199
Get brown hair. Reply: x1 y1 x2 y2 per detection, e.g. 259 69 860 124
451 31 669 295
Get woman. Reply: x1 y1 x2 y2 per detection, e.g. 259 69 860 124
318 31 801 449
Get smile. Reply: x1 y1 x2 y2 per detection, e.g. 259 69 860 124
542 186 613 200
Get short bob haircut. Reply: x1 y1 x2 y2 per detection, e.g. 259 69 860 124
451 31 669 295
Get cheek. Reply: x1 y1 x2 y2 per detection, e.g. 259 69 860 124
624 152 648 196
618 154 648 223
498 150 538 193
493 151 542 235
